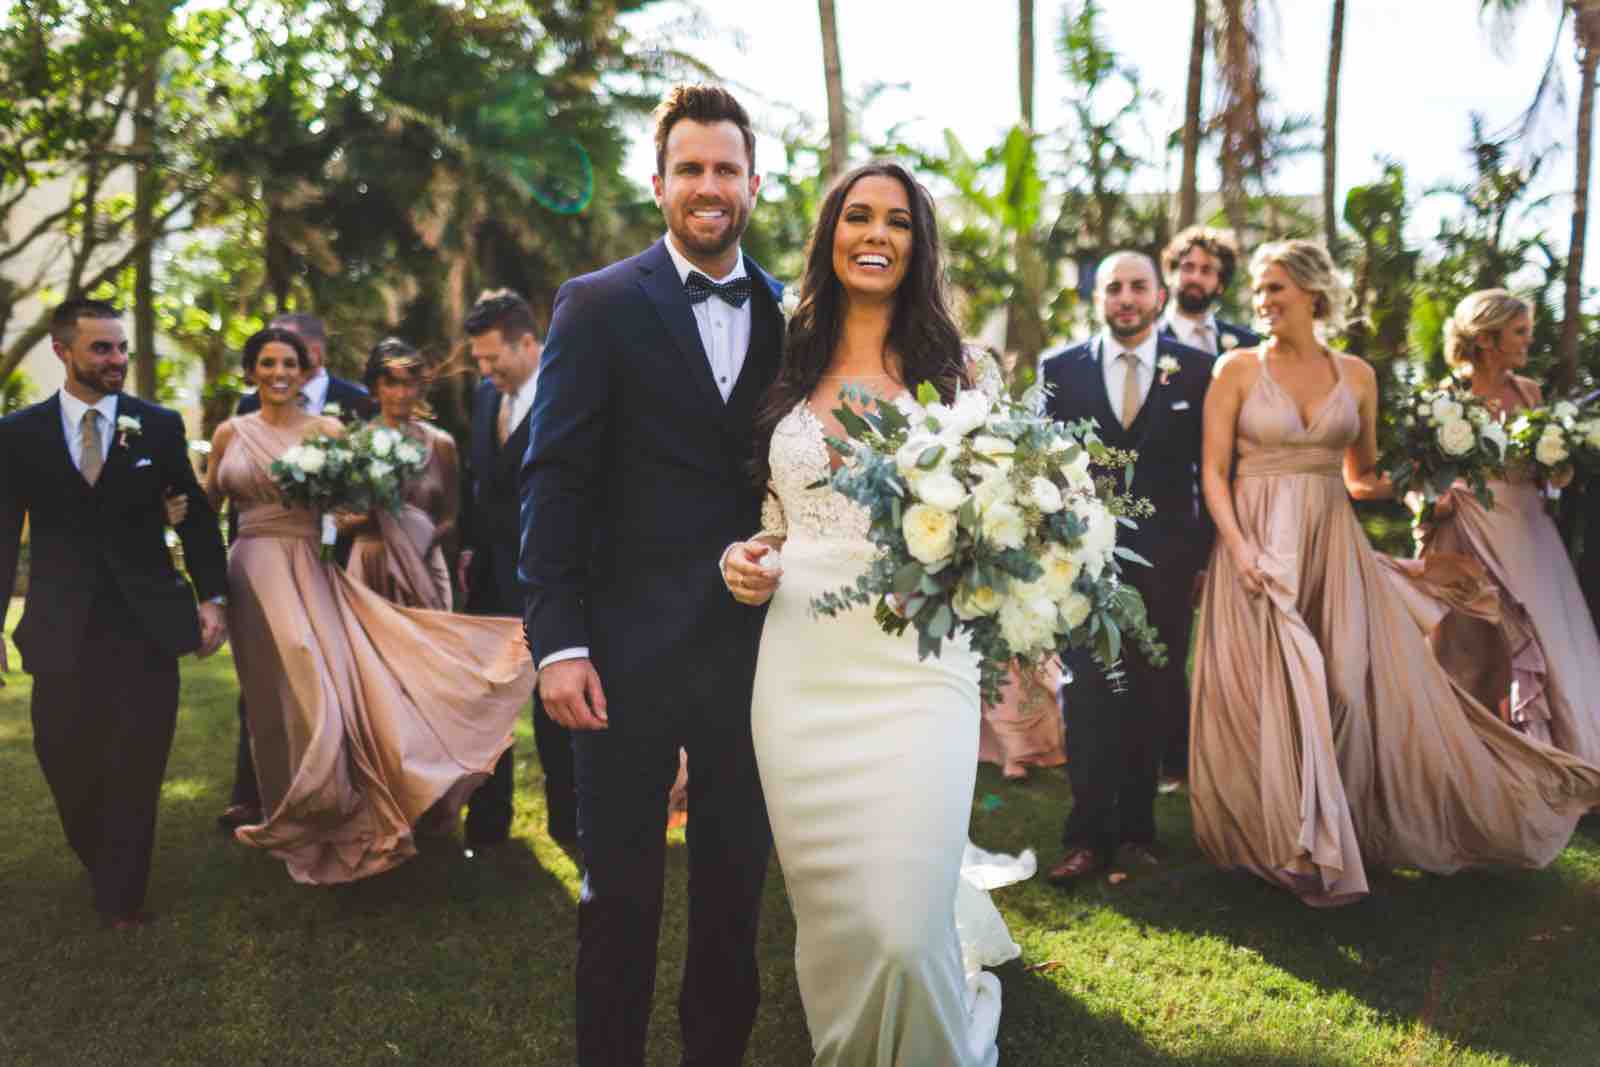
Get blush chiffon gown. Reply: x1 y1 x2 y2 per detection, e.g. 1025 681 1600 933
1189 354 1600 906
219 413 535 884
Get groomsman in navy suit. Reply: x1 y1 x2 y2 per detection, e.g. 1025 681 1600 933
1154 225 1258 786
1040 252 1214 886
457 289 576 849
0 299 229 927
218 312 373 830
521 85 780 1067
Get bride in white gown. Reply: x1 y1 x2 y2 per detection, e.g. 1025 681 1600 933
724 161 1030 1066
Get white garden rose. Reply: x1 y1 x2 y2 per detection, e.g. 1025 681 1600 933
979 501 1027 550
911 469 967 512
903 503 958 564
1554 400 1579 422
297 445 327 474
1057 447 1094 491
1536 429 1570 467
395 442 424 465
1430 397 1464 424
1038 543 1082 597
368 459 394 480
1026 476 1064 514
1583 420 1600 450
280 445 304 469
954 580 1002 620
998 584 1059 651
370 429 396 457
1059 590 1093 629
1435 418 1475 457
972 471 1015 513
943 389 992 437
1070 500 1117 577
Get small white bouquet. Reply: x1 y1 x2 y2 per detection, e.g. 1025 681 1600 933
810 380 1165 703
1385 378 1506 525
270 424 428 559
1507 399 1600 504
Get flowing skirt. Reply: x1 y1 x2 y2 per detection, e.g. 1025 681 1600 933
345 505 452 611
752 537 1023 1067
230 521 534 884
1426 480 1600 762
1190 469 1600 906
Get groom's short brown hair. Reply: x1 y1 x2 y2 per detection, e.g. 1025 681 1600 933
652 84 755 176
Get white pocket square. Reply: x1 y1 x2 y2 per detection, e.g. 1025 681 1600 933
1170 400 1191 411
134 457 153 468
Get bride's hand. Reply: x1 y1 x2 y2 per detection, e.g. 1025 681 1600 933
724 540 781 606
1229 541 1267 598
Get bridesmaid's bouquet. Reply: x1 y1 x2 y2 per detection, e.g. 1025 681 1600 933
1507 400 1600 477
810 380 1166 703
270 425 428 559
1384 379 1506 525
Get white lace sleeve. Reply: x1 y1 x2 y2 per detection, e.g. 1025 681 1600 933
964 345 1005 401
758 485 788 542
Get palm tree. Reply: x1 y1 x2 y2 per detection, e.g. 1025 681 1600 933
1323 0 1346 252
818 0 847 182
1178 0 1207 229
1482 0 1600 389
1213 0 1266 233
1009 0 1047 382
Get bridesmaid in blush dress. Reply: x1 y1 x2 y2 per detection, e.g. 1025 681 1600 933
1189 242 1600 907
340 338 457 611
1420 290 1600 763
206 327 535 885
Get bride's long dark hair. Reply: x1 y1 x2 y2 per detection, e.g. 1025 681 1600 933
752 160 966 490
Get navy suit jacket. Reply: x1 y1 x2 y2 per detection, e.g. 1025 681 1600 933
0 394 227 672
1159 316 1260 355
520 238 784 714
1040 333 1215 573
461 378 531 616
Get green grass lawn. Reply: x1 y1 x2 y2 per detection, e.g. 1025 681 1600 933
5 599 1600 1066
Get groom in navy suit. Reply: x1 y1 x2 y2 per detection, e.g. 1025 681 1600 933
1040 251 1214 886
521 85 781 1066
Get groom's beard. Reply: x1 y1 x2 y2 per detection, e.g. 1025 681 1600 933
1175 284 1217 315
670 199 752 261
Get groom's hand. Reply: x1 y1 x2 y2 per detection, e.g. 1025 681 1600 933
541 658 609 731
196 601 228 658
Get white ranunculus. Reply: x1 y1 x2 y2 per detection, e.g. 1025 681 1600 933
370 429 397 457
943 389 992 437
1435 418 1476 457
979 501 1027 550
998 584 1058 652
903 503 958 564
395 442 424 465
1430 396 1464 424
1536 430 1570 467
954 581 1002 620
1027 476 1064 514
297 445 327 474
1480 421 1508 458
1059 590 1093 630
1038 543 1082 597
972 471 1015 513
912 469 968 511
1070 500 1117 577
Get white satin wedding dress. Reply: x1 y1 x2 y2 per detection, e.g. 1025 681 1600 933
750 357 1030 1067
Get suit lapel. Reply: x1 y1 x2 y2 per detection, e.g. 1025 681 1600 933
38 395 93 494
1128 338 1182 449
1082 340 1128 444
93 396 135 492
638 239 727 414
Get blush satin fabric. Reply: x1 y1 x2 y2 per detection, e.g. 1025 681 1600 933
1189 357 1600 906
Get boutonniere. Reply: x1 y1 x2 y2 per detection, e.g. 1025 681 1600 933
1220 333 1239 351
779 286 800 320
116 414 142 447
322 402 343 418
1157 355 1180 386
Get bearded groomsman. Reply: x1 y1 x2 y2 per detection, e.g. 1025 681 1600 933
0 299 229 927
457 289 576 849
1039 252 1213 887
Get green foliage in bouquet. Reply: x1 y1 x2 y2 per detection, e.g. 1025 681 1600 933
269 424 429 559
1384 377 1504 526
809 379 1165 704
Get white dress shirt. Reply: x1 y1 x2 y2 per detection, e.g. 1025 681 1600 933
663 231 751 402
299 369 331 413
1162 310 1219 355
59 389 118 472
1100 329 1159 425
506 369 538 438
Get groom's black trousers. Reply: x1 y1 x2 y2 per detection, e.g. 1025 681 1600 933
1060 558 1197 861
573 701 770 1067
31 609 179 918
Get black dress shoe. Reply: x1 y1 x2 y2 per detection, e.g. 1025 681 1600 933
216 804 261 832
1120 843 1165 867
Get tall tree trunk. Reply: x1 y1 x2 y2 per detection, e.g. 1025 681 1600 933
131 44 160 399
1559 3 1600 391
1323 0 1346 253
1019 0 1034 128
1179 0 1207 228
818 0 848 183
1008 0 1046 389
1215 0 1261 234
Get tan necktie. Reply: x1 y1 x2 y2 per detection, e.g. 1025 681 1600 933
80 409 104 486
1119 351 1143 430
496 393 512 448
1195 323 1217 355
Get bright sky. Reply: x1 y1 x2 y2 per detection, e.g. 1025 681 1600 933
622 0 1587 280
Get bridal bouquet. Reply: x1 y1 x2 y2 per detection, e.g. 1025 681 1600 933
270 424 428 559
1384 378 1506 524
810 380 1166 703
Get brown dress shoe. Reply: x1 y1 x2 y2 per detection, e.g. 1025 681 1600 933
1121 844 1164 867
1046 847 1104 886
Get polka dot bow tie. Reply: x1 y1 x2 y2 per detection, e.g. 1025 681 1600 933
684 270 752 308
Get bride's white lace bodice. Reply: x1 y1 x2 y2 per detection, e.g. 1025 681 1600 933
759 350 1004 544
